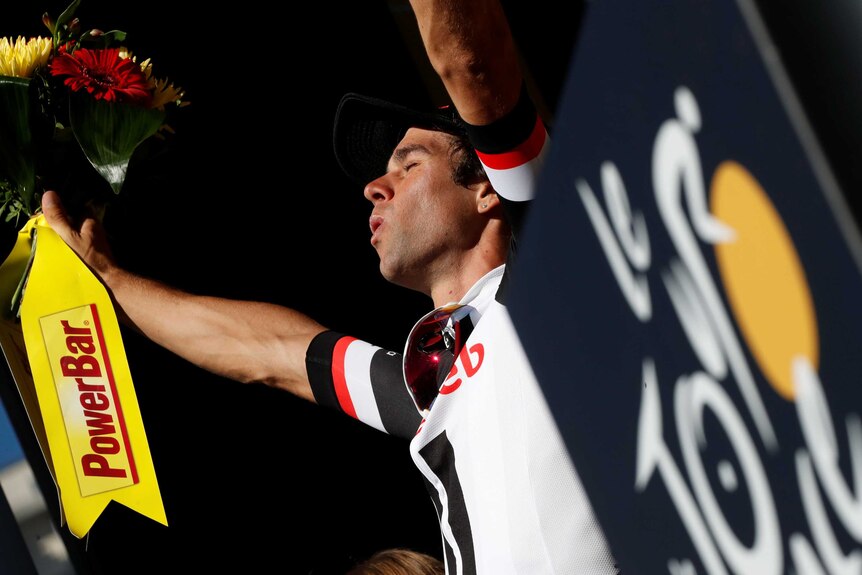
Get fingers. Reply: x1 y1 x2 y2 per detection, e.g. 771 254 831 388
40 189 61 212
40 190 72 235
40 190 87 259
39 191 115 274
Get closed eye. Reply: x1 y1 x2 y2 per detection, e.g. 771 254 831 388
391 143 430 174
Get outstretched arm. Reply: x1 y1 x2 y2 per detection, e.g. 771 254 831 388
38 0 528 406
409 0 523 125
40 190 325 402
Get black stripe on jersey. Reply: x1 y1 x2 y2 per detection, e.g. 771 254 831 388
420 432 477 575
422 479 459 575
464 82 538 155
368 349 423 439
305 330 344 411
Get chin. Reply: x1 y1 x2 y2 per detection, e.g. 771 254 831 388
378 262 397 283
378 264 411 291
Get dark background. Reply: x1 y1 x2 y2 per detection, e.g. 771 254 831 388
2 1 860 573
1 2 580 573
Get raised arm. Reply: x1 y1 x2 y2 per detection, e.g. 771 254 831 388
408 0 523 125
40 190 325 402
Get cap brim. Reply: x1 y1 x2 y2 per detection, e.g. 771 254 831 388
333 93 465 186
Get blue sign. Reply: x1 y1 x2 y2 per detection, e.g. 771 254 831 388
509 0 862 573
0 402 23 470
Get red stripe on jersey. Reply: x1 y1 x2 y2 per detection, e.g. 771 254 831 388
475 115 546 170
332 336 358 419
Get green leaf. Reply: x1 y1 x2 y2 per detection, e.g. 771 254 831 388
69 92 165 195
55 0 82 32
0 77 37 215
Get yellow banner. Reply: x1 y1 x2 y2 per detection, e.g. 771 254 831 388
0 214 166 538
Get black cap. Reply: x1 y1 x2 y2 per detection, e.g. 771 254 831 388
333 92 467 186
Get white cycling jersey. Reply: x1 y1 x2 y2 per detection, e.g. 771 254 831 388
307 87 620 574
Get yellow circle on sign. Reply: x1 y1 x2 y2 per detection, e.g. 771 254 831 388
710 160 818 401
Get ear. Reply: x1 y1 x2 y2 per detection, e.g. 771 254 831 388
473 181 499 214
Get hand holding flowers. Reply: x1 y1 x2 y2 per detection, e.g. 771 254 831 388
0 1 182 537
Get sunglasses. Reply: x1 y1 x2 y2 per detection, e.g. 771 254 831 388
403 303 476 416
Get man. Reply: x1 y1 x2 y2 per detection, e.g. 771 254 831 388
41 0 619 572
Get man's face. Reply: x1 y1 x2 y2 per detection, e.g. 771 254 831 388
364 127 482 295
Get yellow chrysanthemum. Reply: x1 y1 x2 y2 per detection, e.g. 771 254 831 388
138 58 187 110
0 36 52 78
148 76 187 110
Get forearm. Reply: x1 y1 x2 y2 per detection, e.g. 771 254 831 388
409 0 522 125
103 267 324 402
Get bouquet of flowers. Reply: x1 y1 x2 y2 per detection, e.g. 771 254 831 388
0 0 188 227
0 0 185 538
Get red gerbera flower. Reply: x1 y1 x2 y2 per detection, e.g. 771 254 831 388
49 47 152 106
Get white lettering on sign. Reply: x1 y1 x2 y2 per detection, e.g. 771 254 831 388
578 85 862 573
577 161 652 322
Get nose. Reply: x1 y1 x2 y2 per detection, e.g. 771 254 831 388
363 174 394 204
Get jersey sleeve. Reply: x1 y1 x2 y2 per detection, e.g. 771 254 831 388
464 83 549 239
305 330 423 440
464 83 550 304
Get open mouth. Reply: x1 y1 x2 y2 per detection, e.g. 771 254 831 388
369 214 383 234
